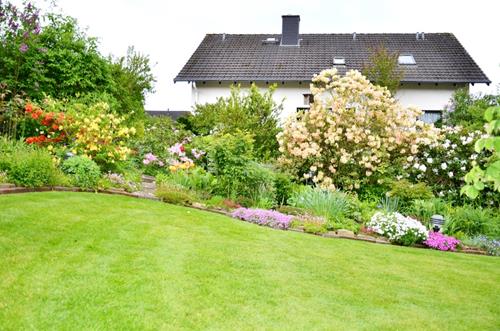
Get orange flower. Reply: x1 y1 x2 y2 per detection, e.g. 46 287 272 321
25 103 33 113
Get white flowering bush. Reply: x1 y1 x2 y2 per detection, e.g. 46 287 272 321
405 125 493 204
277 68 438 191
367 211 428 246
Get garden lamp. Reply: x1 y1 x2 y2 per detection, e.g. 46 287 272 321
431 214 445 232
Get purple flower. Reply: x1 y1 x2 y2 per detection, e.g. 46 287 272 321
232 208 293 230
19 43 28 53
424 232 460 251
33 24 41 35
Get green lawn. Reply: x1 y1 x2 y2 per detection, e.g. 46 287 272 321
0 192 498 330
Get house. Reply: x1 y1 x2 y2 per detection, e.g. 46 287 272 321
174 15 490 122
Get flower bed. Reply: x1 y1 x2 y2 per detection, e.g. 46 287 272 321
231 208 293 230
367 211 428 246
424 231 460 251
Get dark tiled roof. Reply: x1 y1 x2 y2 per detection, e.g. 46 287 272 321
146 110 190 120
175 33 490 84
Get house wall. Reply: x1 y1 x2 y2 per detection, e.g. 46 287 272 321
395 83 467 110
192 82 311 121
191 81 467 121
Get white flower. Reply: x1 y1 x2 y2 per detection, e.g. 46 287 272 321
448 171 454 178
426 157 433 164
460 166 466 171
419 164 427 172
441 162 448 170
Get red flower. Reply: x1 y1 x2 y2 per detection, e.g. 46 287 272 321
25 103 33 113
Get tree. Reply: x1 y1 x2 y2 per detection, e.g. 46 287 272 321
189 84 282 160
0 1 155 121
109 46 156 121
362 45 404 95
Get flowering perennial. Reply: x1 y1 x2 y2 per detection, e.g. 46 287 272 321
424 231 460 251
367 211 428 245
232 208 293 230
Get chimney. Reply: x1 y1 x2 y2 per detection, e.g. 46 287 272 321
281 15 300 46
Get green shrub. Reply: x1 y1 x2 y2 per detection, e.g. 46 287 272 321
330 218 361 234
0 171 8 183
273 172 295 205
407 198 451 225
445 206 500 238
303 218 328 234
442 88 500 131
155 183 195 205
205 195 226 208
189 84 282 160
289 186 357 225
205 132 254 198
386 180 434 211
61 156 101 189
357 199 378 223
165 168 216 196
7 148 59 187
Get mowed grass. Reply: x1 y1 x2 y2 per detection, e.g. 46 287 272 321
0 192 499 330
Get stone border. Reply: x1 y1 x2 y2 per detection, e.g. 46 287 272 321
0 183 159 200
0 183 488 256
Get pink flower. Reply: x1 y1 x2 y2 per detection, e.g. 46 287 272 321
169 143 185 156
424 232 460 251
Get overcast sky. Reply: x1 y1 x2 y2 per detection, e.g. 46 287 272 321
27 0 500 110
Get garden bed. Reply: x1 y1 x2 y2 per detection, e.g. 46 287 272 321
0 183 488 255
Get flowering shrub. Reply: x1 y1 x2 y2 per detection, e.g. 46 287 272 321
424 232 460 251
67 102 135 166
278 68 438 191
405 125 488 202
232 208 293 230
367 211 428 246
24 103 67 146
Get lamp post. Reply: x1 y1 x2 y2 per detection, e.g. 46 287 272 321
431 214 445 232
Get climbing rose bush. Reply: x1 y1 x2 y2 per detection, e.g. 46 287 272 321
367 211 428 246
424 231 460 251
232 208 293 230
277 68 438 191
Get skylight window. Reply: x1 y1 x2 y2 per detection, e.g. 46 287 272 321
333 57 346 65
398 54 416 65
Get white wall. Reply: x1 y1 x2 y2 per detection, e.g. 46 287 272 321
192 81 467 121
192 82 311 121
395 83 467 110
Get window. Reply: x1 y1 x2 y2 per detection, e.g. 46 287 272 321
420 110 442 123
303 93 314 105
333 57 346 65
398 54 416 65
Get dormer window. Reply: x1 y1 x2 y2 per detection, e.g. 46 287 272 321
398 54 416 65
333 57 346 65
